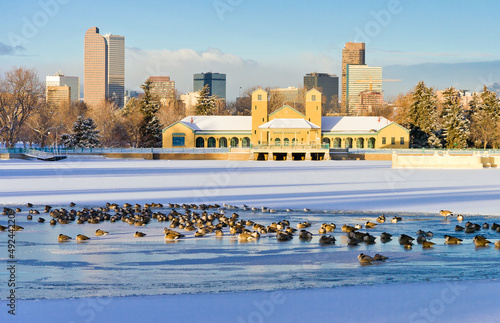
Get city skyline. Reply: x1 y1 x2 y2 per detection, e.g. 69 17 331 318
2 0 500 101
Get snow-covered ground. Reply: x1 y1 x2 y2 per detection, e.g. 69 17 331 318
1 158 500 322
1 158 500 215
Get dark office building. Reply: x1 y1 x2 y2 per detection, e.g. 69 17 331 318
193 72 226 100
304 73 339 105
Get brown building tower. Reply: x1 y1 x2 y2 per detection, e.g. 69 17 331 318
341 42 365 114
84 27 107 107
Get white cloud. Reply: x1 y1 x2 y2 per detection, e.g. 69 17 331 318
125 47 308 100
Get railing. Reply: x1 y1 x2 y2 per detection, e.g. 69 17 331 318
347 148 500 154
250 144 330 150
0 147 230 154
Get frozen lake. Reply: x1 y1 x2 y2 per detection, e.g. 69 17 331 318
2 203 500 300
1 158 500 322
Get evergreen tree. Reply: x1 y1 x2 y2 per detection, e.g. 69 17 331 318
469 86 500 148
440 87 470 149
408 81 442 148
138 79 162 147
194 84 218 115
60 116 101 148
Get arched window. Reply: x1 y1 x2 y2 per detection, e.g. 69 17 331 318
218 137 227 148
334 138 341 148
196 137 205 148
292 138 297 146
284 138 290 146
322 138 330 147
242 137 250 148
274 138 281 146
345 138 353 148
230 137 239 147
368 137 376 149
208 137 216 148
356 138 364 148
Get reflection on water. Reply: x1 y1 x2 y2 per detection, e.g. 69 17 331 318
1 205 499 300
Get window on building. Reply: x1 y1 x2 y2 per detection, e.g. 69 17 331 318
312 95 316 101
172 136 185 147
400 137 405 145
391 137 395 145
255 106 257 110
258 94 262 100
382 137 386 145
263 118 265 122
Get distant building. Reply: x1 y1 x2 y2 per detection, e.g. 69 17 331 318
270 87 301 103
46 86 71 106
84 27 125 108
342 42 365 113
193 72 226 100
304 73 339 105
180 91 200 115
436 89 475 110
148 76 175 103
124 90 139 106
45 73 80 102
346 65 382 115
359 90 384 113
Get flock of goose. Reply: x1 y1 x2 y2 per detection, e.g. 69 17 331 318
2 204 500 265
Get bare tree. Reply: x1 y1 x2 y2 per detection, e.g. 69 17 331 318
0 67 44 148
26 100 58 148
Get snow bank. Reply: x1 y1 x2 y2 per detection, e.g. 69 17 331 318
5 280 499 323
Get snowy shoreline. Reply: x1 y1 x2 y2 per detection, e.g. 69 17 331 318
4 280 500 323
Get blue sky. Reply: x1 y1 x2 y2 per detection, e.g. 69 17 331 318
2 0 500 100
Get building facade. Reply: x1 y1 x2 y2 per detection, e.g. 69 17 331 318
346 65 382 115
46 86 71 106
148 76 175 103
162 88 409 151
341 42 365 113
46 73 80 102
304 73 339 105
84 27 125 108
269 87 302 103
180 91 200 115
193 72 226 100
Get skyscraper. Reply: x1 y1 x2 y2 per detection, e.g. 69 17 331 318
346 65 382 115
84 27 125 108
104 34 125 108
193 73 226 100
304 73 339 106
341 42 365 113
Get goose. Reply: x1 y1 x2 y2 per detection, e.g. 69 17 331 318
373 254 388 261
58 234 72 242
319 235 336 245
95 229 109 236
444 235 462 244
473 235 491 247
76 234 90 242
358 253 373 264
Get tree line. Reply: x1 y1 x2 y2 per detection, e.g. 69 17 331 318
1 67 499 149
393 81 499 149
0 67 184 149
